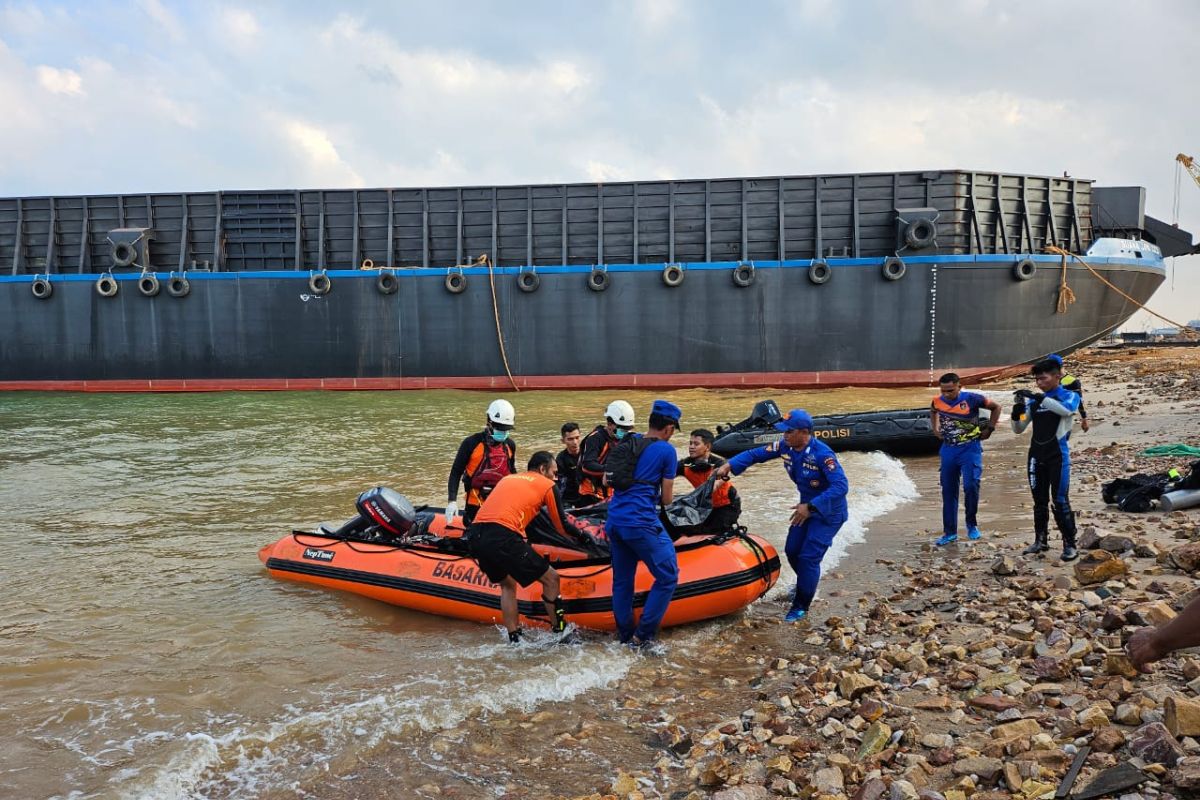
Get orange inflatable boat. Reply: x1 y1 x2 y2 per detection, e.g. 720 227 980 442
258 508 780 633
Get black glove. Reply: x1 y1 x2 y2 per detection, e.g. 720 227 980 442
1014 389 1035 400
1011 403 1025 419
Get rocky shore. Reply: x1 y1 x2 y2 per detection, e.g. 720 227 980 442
549 345 1200 800
316 345 1200 800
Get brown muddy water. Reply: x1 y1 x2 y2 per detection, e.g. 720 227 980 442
0 386 937 798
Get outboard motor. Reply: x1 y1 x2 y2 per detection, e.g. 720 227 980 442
325 487 417 541
748 399 782 427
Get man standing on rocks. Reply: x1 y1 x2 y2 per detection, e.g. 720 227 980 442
930 372 1001 546
1012 358 1081 561
714 409 849 622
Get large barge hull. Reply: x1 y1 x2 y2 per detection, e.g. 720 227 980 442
0 255 1163 390
0 170 1181 390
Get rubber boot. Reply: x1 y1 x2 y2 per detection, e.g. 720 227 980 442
1022 532 1049 556
1054 507 1079 562
1060 531 1079 562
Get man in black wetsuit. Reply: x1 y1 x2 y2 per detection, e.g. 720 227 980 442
555 422 583 507
1011 358 1082 562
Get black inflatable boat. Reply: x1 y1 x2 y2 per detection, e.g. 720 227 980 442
713 400 940 458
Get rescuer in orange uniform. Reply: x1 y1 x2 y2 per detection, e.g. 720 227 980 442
676 428 742 533
446 399 517 526
466 450 576 643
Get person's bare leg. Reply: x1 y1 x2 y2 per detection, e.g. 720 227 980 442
538 568 562 629
499 576 520 634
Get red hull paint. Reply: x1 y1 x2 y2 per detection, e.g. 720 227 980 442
0 366 1020 393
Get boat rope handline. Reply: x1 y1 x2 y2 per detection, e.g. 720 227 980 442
480 253 520 391
289 525 766 576
1045 246 1198 337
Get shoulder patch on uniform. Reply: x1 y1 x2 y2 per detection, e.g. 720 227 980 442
824 456 838 473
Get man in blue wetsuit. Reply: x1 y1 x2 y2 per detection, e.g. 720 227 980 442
1012 358 1082 562
606 399 682 650
714 409 849 622
930 372 1001 546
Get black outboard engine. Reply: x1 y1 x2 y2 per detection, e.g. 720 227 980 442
325 487 417 541
749 399 782 427
718 399 782 435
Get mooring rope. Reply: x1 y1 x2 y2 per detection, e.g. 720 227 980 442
1045 245 1196 337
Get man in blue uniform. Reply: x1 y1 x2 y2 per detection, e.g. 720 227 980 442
1012 358 1082 561
714 408 849 622
606 399 682 649
930 372 1001 546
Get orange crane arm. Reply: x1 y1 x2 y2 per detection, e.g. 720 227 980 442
1179 153 1200 189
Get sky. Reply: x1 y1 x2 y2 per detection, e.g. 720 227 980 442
1 0 1197 329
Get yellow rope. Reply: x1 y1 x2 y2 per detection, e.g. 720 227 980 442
1045 245 1197 338
1055 251 1076 314
478 254 520 391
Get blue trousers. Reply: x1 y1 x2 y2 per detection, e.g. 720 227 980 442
608 522 679 642
939 441 982 536
786 516 844 612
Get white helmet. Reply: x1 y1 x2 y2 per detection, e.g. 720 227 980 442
605 400 635 428
487 399 516 428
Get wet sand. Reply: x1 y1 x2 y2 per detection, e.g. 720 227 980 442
311 344 1200 799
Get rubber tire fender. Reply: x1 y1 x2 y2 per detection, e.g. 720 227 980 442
732 263 755 288
808 260 832 285
517 270 540 293
167 275 191 298
445 270 467 294
95 273 119 298
31 276 53 299
587 268 610 292
661 264 684 287
903 219 937 250
111 242 137 268
309 272 331 296
376 271 399 295
1013 259 1037 281
882 257 906 281
137 273 161 297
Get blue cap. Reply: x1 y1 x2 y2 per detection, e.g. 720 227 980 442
1047 353 1064 366
651 399 682 423
774 408 814 432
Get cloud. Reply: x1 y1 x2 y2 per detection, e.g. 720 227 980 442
35 65 83 96
219 7 260 48
277 117 364 187
138 0 183 42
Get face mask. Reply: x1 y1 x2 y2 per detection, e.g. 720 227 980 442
491 430 509 442
614 428 628 440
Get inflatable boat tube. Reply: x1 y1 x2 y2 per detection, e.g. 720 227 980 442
713 400 939 457
259 510 779 632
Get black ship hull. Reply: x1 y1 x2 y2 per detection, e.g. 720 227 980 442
0 255 1164 390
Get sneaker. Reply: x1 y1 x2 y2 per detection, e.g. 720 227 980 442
967 526 983 541
1061 546 1079 562
934 533 958 547
784 608 808 623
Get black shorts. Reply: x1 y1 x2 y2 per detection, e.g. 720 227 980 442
467 522 549 587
